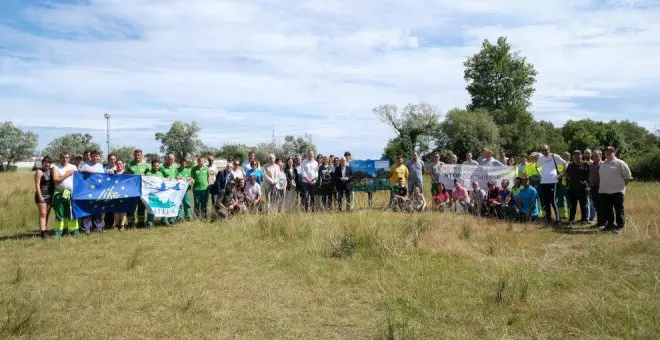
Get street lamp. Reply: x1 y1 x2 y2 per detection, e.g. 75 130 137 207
104 113 111 156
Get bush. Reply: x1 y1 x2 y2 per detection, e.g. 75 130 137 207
628 148 660 180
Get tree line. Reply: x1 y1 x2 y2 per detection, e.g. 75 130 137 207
1 36 659 178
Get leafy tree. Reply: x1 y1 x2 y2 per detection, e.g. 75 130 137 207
0 122 38 167
373 102 443 158
154 121 203 161
526 121 567 153
43 133 101 158
110 145 137 163
440 108 500 159
382 135 414 162
198 144 222 159
282 134 317 158
464 36 537 155
254 142 284 165
218 144 251 162
144 153 161 162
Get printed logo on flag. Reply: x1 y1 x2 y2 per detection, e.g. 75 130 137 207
141 177 189 217
72 173 142 218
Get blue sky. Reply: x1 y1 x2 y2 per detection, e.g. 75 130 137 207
1 0 659 158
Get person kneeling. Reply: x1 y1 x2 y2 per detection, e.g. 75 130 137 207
409 186 426 212
215 181 245 219
244 174 264 212
391 178 409 211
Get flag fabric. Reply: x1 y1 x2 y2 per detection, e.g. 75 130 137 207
72 172 142 218
141 176 190 217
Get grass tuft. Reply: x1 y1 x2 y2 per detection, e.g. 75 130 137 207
459 225 472 240
330 234 357 258
11 266 23 285
126 247 143 270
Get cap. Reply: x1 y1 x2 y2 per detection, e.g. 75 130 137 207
572 150 581 155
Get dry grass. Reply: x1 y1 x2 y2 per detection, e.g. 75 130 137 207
0 172 659 339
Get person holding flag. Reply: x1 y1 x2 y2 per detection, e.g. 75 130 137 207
191 157 210 219
176 159 193 222
127 149 149 228
51 152 80 237
160 152 179 225
144 159 164 227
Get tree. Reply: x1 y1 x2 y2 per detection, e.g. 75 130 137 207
110 145 137 163
0 122 38 168
144 153 161 162
373 102 444 158
382 135 414 162
154 121 203 161
440 108 500 159
464 36 537 155
198 144 222 159
218 144 251 162
281 134 317 158
254 142 284 165
526 121 567 153
43 133 101 158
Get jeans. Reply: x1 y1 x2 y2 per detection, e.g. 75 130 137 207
408 179 423 193
586 189 596 221
539 183 560 222
301 183 316 212
82 214 103 232
590 189 603 226
556 185 568 220
600 192 625 228
567 189 588 222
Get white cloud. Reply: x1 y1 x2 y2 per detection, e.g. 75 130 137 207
1 0 659 157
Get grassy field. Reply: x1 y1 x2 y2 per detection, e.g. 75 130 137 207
0 172 659 339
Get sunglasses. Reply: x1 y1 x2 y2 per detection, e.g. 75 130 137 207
541 149 549 152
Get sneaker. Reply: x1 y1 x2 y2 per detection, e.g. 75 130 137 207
119 225 125 232
70 230 80 236
54 231 63 238
599 225 614 232
40 231 49 239
612 227 624 235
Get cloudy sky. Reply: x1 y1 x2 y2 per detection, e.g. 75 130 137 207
1 0 659 158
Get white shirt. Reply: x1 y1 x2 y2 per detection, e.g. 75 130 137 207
301 159 319 183
208 165 217 185
79 161 104 173
244 181 261 199
55 163 77 191
538 153 565 184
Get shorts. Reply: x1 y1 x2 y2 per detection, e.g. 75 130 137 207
34 192 52 205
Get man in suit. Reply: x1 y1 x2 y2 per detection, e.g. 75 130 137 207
333 157 353 212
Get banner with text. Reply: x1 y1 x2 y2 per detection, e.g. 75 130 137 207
141 177 190 217
72 173 142 218
351 159 391 192
437 164 516 190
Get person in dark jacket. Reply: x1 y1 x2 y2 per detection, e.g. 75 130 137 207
284 157 298 211
317 156 334 211
213 163 232 206
333 157 353 211
564 150 590 225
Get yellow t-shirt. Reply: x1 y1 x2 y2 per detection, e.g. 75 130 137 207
389 164 409 186
524 163 541 178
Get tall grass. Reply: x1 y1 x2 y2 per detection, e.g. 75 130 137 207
0 172 659 338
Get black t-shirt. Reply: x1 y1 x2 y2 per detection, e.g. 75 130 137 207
566 162 589 191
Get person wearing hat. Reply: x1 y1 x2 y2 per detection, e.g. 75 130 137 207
598 146 632 234
563 150 590 225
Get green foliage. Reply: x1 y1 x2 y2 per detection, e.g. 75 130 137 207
526 121 567 153
42 133 100 158
463 37 537 154
560 119 657 158
281 134 317 158
154 121 203 162
382 135 414 162
218 144 251 162
110 145 137 163
373 103 444 158
197 145 222 159
144 153 161 163
628 148 660 180
440 108 500 158
0 122 38 166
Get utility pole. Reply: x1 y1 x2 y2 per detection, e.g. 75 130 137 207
104 113 111 156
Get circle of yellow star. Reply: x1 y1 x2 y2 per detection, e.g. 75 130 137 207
90 185 95 189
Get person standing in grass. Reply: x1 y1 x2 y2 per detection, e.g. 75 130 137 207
588 150 604 228
176 159 193 222
246 160 264 184
406 151 425 193
537 145 567 225
334 156 353 212
111 160 128 231
563 150 590 226
103 153 119 229
284 157 298 211
144 159 165 227
555 152 571 222
263 154 281 212
300 150 319 212
127 149 149 228
159 152 179 225
461 152 478 165
191 157 210 219
517 176 539 223
389 156 408 207
51 152 79 237
431 152 445 194
34 156 54 238
207 155 218 209
598 146 632 234
79 149 105 234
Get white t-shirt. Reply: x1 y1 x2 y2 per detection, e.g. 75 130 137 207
80 161 104 173
538 154 564 184
55 163 77 191
244 181 261 199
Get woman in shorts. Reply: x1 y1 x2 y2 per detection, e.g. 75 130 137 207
34 156 54 238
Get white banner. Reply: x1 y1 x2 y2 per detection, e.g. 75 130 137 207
141 177 190 217
437 164 516 190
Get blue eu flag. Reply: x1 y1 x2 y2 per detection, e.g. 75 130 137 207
72 172 142 218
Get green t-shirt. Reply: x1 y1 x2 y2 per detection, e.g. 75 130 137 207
145 169 164 178
191 166 209 190
177 167 191 179
127 160 149 175
159 164 178 179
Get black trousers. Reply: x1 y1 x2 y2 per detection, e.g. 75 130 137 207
539 183 560 222
600 192 625 228
337 188 352 211
127 200 146 226
567 189 588 222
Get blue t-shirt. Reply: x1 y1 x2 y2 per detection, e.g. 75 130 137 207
518 186 539 216
246 168 264 184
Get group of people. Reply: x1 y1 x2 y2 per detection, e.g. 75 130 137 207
32 144 632 239
394 146 632 234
